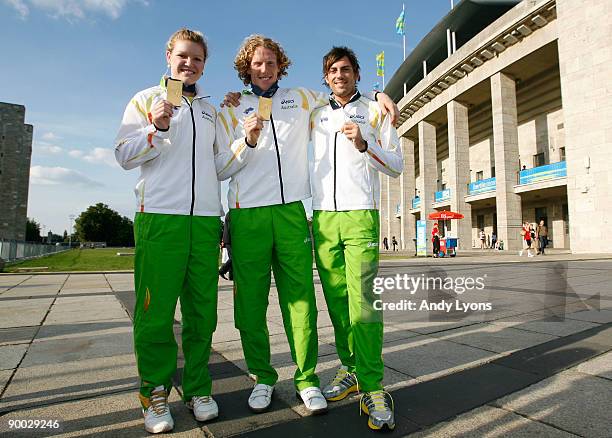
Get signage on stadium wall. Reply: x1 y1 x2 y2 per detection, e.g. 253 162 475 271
434 189 450 203
416 220 427 256
412 196 421 209
519 161 566 185
468 177 496 195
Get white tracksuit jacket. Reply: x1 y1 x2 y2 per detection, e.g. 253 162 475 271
215 87 330 209
310 92 403 211
114 80 250 216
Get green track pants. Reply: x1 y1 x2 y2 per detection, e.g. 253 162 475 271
312 210 383 392
133 213 220 403
230 201 320 391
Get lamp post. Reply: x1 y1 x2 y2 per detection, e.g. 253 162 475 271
68 214 76 248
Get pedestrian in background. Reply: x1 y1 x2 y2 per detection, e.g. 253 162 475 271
519 221 534 257
432 223 440 257
536 219 548 255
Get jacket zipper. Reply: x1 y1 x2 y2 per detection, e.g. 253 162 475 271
186 97 197 215
270 113 285 204
333 131 338 211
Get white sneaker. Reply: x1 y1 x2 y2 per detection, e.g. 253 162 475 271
297 387 328 414
142 385 174 434
528 252 534 257
186 396 218 422
248 383 274 413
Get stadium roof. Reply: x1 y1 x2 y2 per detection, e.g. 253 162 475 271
386 0 522 101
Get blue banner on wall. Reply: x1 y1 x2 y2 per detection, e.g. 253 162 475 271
468 177 496 195
434 189 450 203
416 220 427 256
519 161 566 185
412 196 421 209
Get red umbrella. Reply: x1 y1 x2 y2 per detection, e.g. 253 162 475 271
428 210 464 220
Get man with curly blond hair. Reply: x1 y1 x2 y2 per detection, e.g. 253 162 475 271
216 34 398 415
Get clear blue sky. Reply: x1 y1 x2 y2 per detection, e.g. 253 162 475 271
1 0 451 235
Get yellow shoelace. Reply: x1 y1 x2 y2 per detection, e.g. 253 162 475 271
331 368 349 386
360 390 394 415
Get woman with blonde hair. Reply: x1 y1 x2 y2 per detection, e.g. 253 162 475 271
114 28 248 433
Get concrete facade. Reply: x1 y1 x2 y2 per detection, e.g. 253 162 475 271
400 137 416 252
491 72 523 251
556 0 612 253
0 102 33 242
447 100 472 250
382 0 610 253
418 121 437 256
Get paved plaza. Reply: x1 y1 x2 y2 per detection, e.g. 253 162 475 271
0 254 611 437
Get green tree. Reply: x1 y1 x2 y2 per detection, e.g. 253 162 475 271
25 218 42 242
74 203 134 247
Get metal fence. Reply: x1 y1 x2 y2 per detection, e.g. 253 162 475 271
0 239 69 262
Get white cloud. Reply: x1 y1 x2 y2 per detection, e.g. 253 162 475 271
5 0 147 20
34 143 64 154
68 149 84 158
41 131 60 141
30 165 104 188
81 147 118 167
3 0 29 18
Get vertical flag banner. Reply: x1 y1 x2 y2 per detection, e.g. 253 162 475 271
398 3 407 94
373 82 381 91
396 9 405 35
376 51 385 77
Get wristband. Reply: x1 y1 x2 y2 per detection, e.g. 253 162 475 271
154 123 169 132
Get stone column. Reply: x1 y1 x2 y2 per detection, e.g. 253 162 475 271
379 173 390 249
418 121 437 255
389 170 401 248
401 137 416 252
557 0 612 253
447 100 472 250
491 72 522 251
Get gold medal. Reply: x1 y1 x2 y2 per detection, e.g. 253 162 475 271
258 97 272 120
166 78 183 106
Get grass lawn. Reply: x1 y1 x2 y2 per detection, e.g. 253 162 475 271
5 248 135 273
380 254 415 260
3 247 413 273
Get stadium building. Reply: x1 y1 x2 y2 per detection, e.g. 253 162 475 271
382 0 611 254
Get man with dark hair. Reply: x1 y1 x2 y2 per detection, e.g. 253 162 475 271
310 46 403 431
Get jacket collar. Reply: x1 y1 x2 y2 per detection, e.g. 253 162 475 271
329 90 361 109
251 82 279 98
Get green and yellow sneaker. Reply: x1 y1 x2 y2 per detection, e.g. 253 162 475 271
322 366 359 401
360 390 395 430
